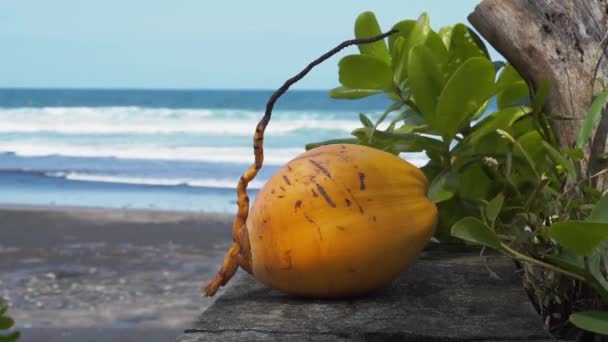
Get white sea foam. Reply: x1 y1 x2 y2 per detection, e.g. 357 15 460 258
0 107 358 135
46 172 267 189
42 157 429 191
1 143 429 166
42 157 429 189
0 143 303 165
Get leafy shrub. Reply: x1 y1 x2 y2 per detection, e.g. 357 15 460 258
308 11 608 338
0 298 19 342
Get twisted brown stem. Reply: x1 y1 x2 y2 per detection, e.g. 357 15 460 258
203 29 397 297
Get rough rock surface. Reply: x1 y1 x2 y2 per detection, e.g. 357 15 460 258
177 246 551 341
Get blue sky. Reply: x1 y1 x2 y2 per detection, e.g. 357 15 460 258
1 1 491 89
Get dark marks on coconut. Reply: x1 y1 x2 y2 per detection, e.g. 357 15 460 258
358 172 366 191
283 175 292 186
304 213 323 240
315 183 336 208
346 188 365 214
309 159 331 179
280 250 292 270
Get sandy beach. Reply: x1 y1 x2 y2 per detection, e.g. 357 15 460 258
0 205 234 341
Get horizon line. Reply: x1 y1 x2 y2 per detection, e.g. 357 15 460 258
0 86 334 92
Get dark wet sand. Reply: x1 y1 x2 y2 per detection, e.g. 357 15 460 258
0 205 234 341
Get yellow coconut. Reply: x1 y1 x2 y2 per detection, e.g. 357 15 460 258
205 143 437 298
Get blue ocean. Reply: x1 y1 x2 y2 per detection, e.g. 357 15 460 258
0 89 431 213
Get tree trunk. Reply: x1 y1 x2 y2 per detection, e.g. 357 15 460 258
469 0 608 188
469 2 608 338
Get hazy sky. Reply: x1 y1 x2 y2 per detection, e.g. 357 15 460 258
1 1 491 89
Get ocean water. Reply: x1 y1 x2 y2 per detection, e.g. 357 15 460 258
0 89 432 213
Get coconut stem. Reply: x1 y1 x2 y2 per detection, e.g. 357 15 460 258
203 243 241 296
203 29 398 296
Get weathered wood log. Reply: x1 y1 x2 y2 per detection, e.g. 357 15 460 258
178 247 549 341
469 0 608 187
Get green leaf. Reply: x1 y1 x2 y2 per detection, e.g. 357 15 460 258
496 64 524 90
359 113 374 128
471 98 491 120
338 55 393 90
497 81 529 109
494 65 531 110
355 12 390 63
576 88 608 148
0 317 13 330
468 107 528 144
433 196 473 242
542 141 577 180
395 110 428 133
494 64 530 112
328 86 383 99
549 221 608 255
509 130 543 178
406 13 431 52
591 196 608 222
585 186 604 203
437 26 453 48
570 311 608 335
388 20 415 52
408 44 444 123
373 102 402 130
356 129 445 154
428 171 457 203
565 148 585 161
305 138 360 151
542 252 586 276
390 15 438 91
588 253 608 296
394 13 431 78
466 27 490 59
424 30 448 66
531 79 551 115
458 164 493 201
486 193 504 224
446 24 486 77
451 217 503 250
435 57 495 140
391 36 408 88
